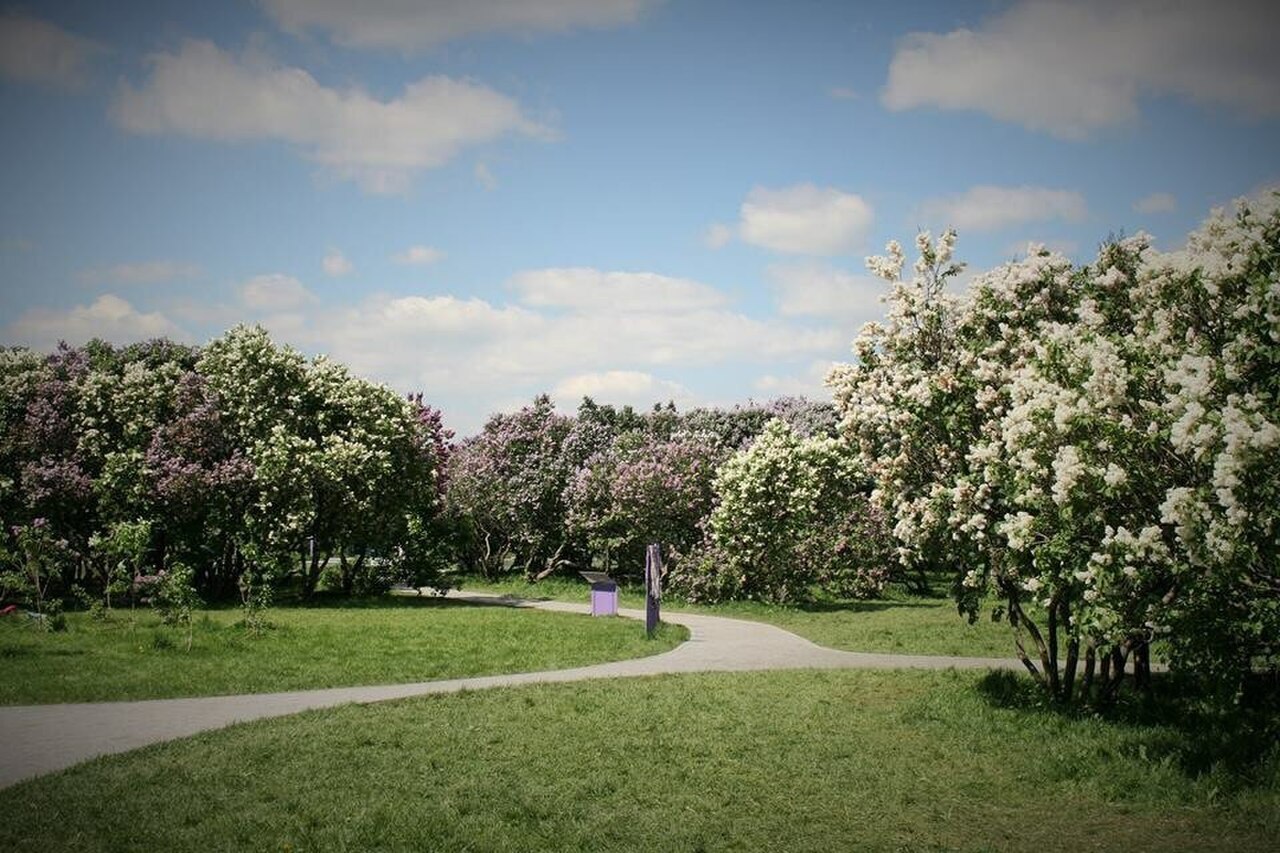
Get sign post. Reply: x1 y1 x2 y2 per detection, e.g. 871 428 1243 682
644 543 662 636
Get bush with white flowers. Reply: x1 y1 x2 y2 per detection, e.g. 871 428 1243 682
829 189 1280 703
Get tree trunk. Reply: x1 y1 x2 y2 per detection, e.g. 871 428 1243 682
1081 641 1097 702
1099 644 1130 705
1060 600 1078 704
303 547 326 598
1010 597 1054 691
1007 597 1046 685
1134 640 1152 696
1046 597 1061 700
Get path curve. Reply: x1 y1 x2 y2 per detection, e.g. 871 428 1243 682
0 592 1020 789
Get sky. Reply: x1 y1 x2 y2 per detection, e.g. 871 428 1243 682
1 0 1278 436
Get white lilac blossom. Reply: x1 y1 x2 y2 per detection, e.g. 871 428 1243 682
828 187 1280 697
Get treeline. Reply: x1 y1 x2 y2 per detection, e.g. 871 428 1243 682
1 324 884 611
444 393 888 601
0 326 450 608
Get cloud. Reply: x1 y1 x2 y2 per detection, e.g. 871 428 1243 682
323 248 354 277
553 370 693 409
920 185 1087 233
509 268 729 313
882 0 1280 139
393 245 446 266
287 267 841 432
78 260 201 285
474 161 498 191
827 86 858 100
261 0 657 51
755 360 840 401
0 11 104 90
110 39 549 194
316 290 836 390
240 274 313 310
767 264 886 324
702 222 733 250
1134 192 1177 214
739 184 873 255
4 294 184 349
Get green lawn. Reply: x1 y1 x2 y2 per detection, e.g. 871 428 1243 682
0 597 685 705
2 669 1274 851
457 575 1018 658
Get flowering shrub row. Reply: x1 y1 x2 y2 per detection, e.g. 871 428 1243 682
0 326 449 610
444 394 847 591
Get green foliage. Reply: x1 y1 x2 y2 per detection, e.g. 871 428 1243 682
135 563 201 650
1 520 69 623
0 326 450 607
830 191 1280 704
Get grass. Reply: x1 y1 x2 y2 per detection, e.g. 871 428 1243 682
1 669 1274 851
456 574 1018 658
0 597 686 705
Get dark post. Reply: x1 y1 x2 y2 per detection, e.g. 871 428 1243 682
644 543 662 636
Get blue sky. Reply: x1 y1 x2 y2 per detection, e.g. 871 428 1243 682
2 0 1278 435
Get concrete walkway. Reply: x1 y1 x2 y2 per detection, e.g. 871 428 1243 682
0 592 1020 789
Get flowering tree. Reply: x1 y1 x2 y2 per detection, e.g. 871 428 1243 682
199 327 445 596
829 189 1280 702
564 430 724 575
669 419 891 603
1 326 448 605
447 395 574 578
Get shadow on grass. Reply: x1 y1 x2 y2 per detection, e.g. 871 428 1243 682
976 669 1280 789
794 597 953 615
281 592 501 611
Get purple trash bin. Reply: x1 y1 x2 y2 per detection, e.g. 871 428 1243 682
580 571 618 616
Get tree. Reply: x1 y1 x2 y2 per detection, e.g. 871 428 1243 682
669 420 890 603
447 395 574 579
828 189 1280 704
565 430 724 576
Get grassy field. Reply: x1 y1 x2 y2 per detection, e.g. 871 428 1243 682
1 668 1274 851
0 597 685 705
456 575 1019 658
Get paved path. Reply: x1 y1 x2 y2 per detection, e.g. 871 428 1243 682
0 592 1020 789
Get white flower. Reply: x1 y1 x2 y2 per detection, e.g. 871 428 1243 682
1103 463 1127 487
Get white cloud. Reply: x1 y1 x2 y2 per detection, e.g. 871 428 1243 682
240 274 313 311
920 185 1087 233
702 222 733 250
394 245 446 266
0 11 104 90
1134 192 1177 214
261 0 656 51
5 294 184 349
316 290 836 391
882 0 1280 139
739 184 874 255
110 39 549 194
767 264 886 324
79 260 201 285
474 162 498 191
755 360 840 401
553 370 693 409
287 267 842 432
510 268 729 313
323 248 354 277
